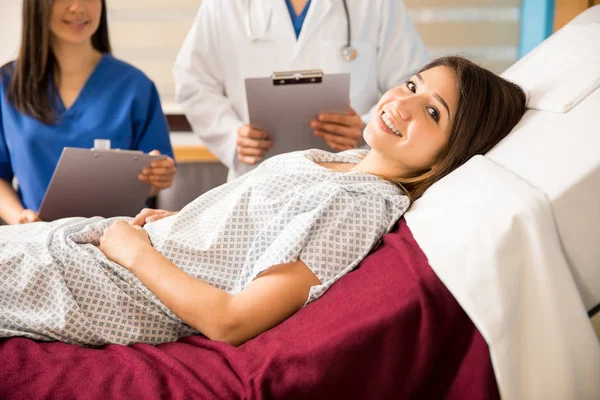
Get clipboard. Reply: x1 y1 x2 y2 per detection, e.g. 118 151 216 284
245 69 350 159
38 147 164 221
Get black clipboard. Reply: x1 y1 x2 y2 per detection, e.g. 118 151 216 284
245 69 350 159
38 147 164 221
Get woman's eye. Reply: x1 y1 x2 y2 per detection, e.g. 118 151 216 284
406 81 416 93
427 107 440 123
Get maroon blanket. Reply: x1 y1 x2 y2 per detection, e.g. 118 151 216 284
0 219 498 399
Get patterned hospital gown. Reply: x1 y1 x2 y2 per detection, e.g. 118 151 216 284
0 149 409 346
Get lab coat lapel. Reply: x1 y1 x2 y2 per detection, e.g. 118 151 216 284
271 0 300 43
290 0 333 62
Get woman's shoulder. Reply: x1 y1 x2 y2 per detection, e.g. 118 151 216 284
100 54 155 89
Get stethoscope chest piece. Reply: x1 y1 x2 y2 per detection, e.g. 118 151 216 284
341 45 357 61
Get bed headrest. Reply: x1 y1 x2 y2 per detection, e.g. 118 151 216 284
502 23 600 113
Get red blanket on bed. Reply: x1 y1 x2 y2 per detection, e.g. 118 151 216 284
0 219 498 399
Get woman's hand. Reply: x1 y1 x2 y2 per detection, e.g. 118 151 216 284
130 208 178 227
236 124 273 165
18 209 42 224
138 150 177 196
99 220 153 270
311 107 366 151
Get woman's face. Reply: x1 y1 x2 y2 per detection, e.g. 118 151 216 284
50 0 102 47
363 66 459 174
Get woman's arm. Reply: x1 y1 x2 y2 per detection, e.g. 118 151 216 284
100 221 320 346
0 179 25 224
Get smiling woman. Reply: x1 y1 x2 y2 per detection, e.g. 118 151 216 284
0 55 527 347
0 0 176 225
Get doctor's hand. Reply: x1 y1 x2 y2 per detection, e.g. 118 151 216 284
138 150 177 196
18 209 42 224
99 220 153 270
311 107 366 151
130 208 178 227
236 124 273 165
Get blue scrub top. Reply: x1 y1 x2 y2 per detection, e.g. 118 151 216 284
285 0 312 38
0 54 174 212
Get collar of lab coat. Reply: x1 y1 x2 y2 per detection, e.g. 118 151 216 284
272 0 333 63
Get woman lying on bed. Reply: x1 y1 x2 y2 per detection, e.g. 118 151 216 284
0 56 526 347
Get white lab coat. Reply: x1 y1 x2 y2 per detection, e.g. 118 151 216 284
174 0 429 179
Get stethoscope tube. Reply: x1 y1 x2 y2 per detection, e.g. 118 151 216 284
340 0 357 61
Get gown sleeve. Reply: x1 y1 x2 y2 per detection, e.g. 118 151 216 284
249 183 407 304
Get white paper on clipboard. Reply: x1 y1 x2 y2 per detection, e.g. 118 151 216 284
38 147 164 221
245 70 350 160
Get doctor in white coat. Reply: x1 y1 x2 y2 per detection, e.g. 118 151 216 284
174 0 429 180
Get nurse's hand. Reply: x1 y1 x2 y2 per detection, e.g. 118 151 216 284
130 208 178 227
99 220 152 269
18 209 42 224
236 124 273 165
311 107 366 151
138 150 177 196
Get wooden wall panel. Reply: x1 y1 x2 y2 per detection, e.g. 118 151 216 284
554 0 593 31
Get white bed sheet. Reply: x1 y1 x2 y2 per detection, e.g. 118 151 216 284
491 5 600 312
405 156 600 400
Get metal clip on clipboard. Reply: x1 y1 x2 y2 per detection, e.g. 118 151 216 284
271 69 323 86
244 69 349 167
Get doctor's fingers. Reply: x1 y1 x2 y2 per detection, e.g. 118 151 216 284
237 125 268 140
316 131 358 151
317 112 364 128
236 136 273 150
237 146 269 158
312 121 362 141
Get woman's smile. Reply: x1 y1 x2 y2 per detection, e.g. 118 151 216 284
62 19 91 33
377 111 403 138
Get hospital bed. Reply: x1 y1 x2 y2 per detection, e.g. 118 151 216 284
1 6 599 399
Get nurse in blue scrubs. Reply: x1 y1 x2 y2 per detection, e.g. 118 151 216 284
0 0 176 225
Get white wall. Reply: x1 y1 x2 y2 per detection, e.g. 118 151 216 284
0 1 22 66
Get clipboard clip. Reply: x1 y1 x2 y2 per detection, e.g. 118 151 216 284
271 69 323 86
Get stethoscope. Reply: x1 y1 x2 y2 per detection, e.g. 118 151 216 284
244 0 357 61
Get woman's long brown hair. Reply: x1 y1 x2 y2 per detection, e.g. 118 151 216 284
388 56 527 201
2 0 111 125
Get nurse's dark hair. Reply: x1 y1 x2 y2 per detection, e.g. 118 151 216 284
385 56 527 201
1 0 111 125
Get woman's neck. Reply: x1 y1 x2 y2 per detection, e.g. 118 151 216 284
51 40 102 76
351 150 410 178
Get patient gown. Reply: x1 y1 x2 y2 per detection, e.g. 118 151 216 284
0 149 409 346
